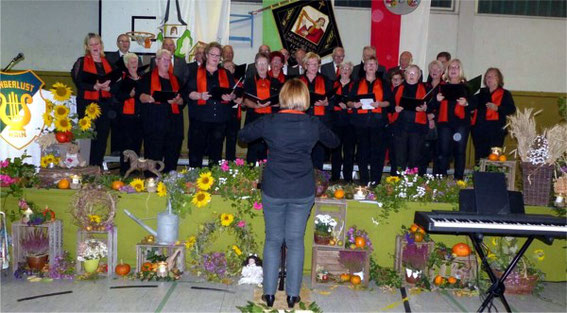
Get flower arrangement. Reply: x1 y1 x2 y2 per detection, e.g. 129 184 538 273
77 239 107 261
43 82 100 142
314 214 337 236
48 251 75 279
314 169 331 196
0 154 39 220
402 242 429 271
485 237 545 294
69 187 116 231
211 159 262 217
18 199 55 225
372 169 467 221
39 154 61 168
338 250 367 273
345 225 374 253
20 228 49 257
186 212 258 283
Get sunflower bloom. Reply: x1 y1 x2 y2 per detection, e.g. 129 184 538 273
220 213 234 226
78 117 92 131
40 156 49 168
185 236 196 249
533 249 545 261
89 214 101 224
456 180 467 188
196 172 214 191
130 178 145 192
85 102 101 119
43 112 54 127
386 176 400 184
53 105 70 119
46 100 54 112
45 155 55 163
50 82 72 101
54 118 72 132
232 245 242 256
157 182 167 197
192 191 211 208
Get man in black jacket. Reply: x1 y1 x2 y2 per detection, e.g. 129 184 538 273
351 46 386 81
320 46 345 82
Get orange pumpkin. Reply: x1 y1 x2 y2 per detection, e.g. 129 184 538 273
434 275 445 286
111 180 125 191
498 155 507 162
340 273 351 282
57 178 70 189
115 259 131 276
350 275 361 285
413 232 424 242
409 224 419 233
354 236 366 248
141 262 153 272
488 153 499 161
334 189 345 199
448 276 457 284
452 242 472 257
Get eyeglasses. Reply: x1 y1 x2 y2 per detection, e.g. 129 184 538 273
208 53 221 58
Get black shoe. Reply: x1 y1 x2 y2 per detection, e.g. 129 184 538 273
262 294 275 307
286 295 301 308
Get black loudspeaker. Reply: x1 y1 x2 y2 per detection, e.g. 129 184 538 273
473 172 511 215
459 189 525 214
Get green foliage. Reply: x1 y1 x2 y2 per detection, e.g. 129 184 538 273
236 300 322 313
0 154 40 221
369 257 402 289
558 96 566 121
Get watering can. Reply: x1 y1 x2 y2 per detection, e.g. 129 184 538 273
123 201 178 245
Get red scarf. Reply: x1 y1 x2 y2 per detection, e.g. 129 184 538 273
254 76 272 114
268 70 285 83
333 81 352 113
151 67 180 114
356 78 383 114
83 55 112 100
122 73 136 115
471 88 504 125
438 82 466 122
197 66 229 105
390 83 427 124
300 75 326 116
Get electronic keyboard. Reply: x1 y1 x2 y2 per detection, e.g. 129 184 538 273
415 211 567 238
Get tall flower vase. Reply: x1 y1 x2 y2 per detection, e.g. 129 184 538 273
83 259 100 273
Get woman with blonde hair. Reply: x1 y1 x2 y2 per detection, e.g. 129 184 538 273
239 79 339 309
71 33 115 168
430 59 477 180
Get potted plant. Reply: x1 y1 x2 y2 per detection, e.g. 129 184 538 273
20 228 49 270
402 243 429 284
77 239 107 273
487 237 545 295
313 214 337 245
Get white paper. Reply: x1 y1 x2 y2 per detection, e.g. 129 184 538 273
360 98 375 110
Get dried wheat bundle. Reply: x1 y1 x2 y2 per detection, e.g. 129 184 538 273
554 175 567 195
544 123 567 165
506 108 540 162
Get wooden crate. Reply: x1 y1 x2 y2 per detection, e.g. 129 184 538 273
135 243 185 273
38 165 100 186
311 246 370 287
428 255 478 287
394 235 435 285
313 198 347 250
75 228 117 277
479 159 516 191
11 220 63 273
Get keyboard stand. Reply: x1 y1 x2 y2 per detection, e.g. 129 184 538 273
469 233 535 313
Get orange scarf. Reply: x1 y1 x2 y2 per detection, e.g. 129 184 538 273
83 55 112 100
196 66 229 105
151 67 180 114
254 76 272 114
356 78 383 114
471 88 504 125
268 70 285 83
391 84 427 124
300 75 326 116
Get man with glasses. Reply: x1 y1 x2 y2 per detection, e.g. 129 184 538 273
106 34 143 70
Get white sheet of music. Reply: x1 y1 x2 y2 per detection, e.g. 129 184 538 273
360 98 375 110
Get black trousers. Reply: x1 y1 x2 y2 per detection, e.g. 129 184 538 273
246 139 268 165
418 137 438 176
119 114 143 176
385 126 397 176
354 126 387 185
394 130 426 173
78 98 111 167
224 115 241 161
189 120 226 168
436 125 469 180
471 124 506 164
109 107 121 154
143 109 184 175
330 124 355 182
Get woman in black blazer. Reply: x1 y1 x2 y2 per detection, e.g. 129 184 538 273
239 79 339 309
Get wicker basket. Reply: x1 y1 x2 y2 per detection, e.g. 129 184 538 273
521 162 554 206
